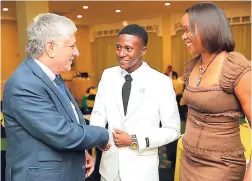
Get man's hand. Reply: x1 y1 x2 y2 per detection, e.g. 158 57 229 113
104 143 111 151
98 143 111 151
85 151 94 178
113 129 132 147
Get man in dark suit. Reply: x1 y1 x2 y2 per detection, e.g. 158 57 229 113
2 13 109 181
164 65 178 80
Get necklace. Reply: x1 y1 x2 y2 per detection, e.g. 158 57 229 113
195 53 218 87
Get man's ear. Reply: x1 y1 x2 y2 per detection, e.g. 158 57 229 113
45 41 55 58
141 46 147 56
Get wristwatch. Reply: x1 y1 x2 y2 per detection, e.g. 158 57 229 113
130 134 138 150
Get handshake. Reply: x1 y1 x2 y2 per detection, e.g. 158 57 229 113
98 128 133 151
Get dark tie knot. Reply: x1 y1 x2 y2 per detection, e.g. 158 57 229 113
125 74 132 82
54 75 63 85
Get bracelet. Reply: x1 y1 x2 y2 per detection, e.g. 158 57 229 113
145 137 150 147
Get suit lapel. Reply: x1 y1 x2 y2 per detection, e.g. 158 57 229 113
124 81 147 121
113 70 124 118
66 88 86 125
25 58 78 124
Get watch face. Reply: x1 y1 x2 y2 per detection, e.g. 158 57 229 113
131 143 138 150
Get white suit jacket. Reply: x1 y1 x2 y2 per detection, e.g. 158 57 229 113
90 62 180 181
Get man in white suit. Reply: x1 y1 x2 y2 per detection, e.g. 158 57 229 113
90 24 181 181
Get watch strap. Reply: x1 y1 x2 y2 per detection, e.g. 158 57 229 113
145 137 150 147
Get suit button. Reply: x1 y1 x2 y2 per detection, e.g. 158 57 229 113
82 165 85 169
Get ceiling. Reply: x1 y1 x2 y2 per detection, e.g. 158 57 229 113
1 1 251 25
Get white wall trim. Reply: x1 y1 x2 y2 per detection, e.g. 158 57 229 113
89 16 162 42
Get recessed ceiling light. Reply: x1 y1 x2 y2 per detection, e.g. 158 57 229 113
2 8 9 12
123 21 128 27
77 15 82 18
164 2 171 6
83 6 88 9
115 10 121 13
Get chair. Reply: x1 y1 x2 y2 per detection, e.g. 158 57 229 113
1 111 6 181
71 77 96 107
81 87 97 115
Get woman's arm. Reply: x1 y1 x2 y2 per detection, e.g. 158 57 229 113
234 71 251 181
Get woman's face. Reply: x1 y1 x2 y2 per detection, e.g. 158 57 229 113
181 13 205 55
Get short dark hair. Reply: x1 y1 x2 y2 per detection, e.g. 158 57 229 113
185 2 234 53
118 24 148 46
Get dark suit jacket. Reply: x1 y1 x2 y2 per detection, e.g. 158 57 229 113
172 71 178 79
3 58 108 181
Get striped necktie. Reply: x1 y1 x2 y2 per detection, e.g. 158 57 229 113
54 75 69 101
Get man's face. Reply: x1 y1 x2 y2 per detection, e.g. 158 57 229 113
167 65 172 72
116 34 146 73
52 34 79 74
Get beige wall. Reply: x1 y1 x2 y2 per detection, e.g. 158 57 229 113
1 20 20 97
75 25 92 73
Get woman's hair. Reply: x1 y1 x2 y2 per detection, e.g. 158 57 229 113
185 2 234 53
27 13 77 58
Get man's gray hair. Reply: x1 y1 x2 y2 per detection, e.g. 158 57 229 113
27 13 77 58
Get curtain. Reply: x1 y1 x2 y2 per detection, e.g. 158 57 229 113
91 32 163 82
171 29 194 75
231 24 251 60
143 33 163 72
91 36 117 83
171 24 251 75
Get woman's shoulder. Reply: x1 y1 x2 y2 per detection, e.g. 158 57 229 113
220 51 251 93
225 51 250 64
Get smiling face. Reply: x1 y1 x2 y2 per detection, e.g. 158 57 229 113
181 13 205 55
51 34 79 74
116 34 147 73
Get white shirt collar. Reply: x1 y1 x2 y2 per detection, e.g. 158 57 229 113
33 58 56 82
120 61 147 82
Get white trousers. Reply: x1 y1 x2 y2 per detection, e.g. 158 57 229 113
100 173 121 181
